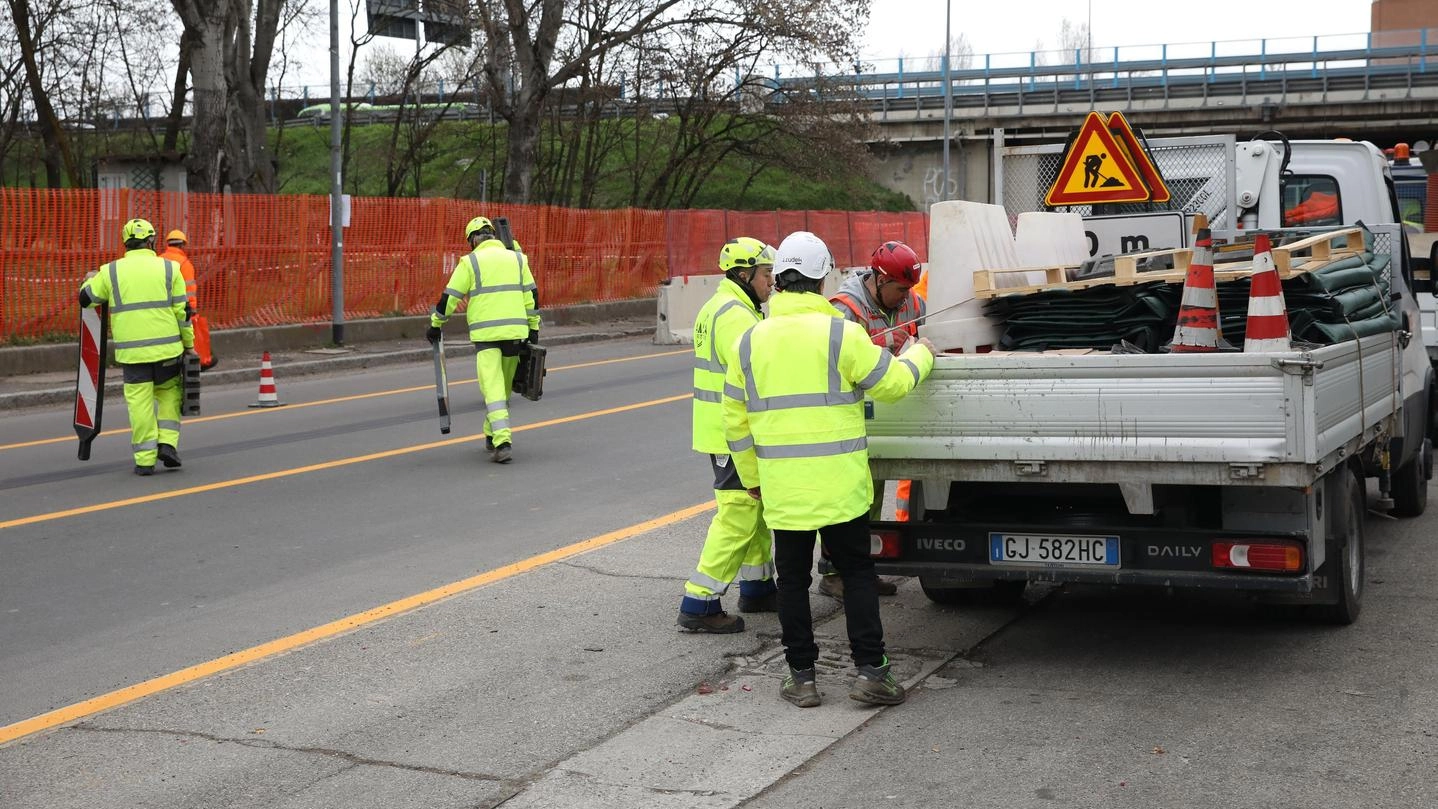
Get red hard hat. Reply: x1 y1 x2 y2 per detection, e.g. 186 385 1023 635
870 241 921 286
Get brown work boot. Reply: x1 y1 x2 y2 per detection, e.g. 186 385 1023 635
676 610 744 634
492 442 512 464
819 575 898 598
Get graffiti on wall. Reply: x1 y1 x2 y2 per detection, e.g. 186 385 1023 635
923 167 959 206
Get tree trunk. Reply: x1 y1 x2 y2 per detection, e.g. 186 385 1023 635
502 104 541 203
185 18 229 192
163 29 194 152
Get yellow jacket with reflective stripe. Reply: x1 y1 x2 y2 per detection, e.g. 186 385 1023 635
722 291 933 530
692 278 762 454
431 239 539 342
81 249 193 364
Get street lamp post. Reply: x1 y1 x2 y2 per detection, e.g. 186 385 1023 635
329 0 344 345
942 0 953 202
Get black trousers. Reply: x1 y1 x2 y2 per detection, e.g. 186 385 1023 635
773 514 885 671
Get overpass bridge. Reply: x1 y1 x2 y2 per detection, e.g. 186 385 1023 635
775 30 1438 207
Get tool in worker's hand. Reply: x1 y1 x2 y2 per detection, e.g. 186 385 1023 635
74 301 108 461
494 216 514 250
869 296 977 341
513 342 547 402
431 335 451 434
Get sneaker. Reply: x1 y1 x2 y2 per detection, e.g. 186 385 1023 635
676 611 744 634
781 668 821 708
133 465 155 477
737 591 778 613
492 442 512 464
157 444 182 468
850 657 906 706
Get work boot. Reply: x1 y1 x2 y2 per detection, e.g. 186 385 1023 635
737 591 778 613
157 444 182 469
781 667 821 708
818 575 898 599
485 435 495 452
850 657 906 706
676 610 744 634
133 465 155 477
201 355 219 371
492 442 512 464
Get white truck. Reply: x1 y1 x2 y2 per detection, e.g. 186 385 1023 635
867 136 1435 624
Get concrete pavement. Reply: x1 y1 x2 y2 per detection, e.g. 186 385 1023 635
1 335 1435 808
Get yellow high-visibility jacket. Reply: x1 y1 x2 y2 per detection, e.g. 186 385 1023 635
81 248 193 364
723 291 933 531
432 238 539 342
692 278 762 454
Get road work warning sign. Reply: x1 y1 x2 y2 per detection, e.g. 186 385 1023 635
1046 111 1157 206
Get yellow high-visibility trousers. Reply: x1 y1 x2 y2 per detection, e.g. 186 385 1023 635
476 347 519 445
682 456 775 615
122 361 181 467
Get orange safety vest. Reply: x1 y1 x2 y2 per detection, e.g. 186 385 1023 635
830 289 924 355
158 245 213 368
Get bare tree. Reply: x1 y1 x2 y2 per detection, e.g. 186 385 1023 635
1055 18 1091 66
5 0 81 186
170 0 285 192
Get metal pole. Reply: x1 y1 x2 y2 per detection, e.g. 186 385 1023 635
328 0 344 345
942 0 952 202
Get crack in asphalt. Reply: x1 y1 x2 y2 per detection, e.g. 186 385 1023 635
71 724 513 784
555 559 673 581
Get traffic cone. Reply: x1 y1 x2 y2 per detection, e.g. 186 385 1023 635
247 351 286 407
1242 234 1291 353
1171 228 1220 353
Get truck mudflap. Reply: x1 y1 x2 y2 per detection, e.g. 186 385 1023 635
868 520 1315 593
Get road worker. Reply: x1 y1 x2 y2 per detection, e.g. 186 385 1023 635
79 218 194 476
815 240 927 598
677 237 778 634
723 231 935 708
427 216 540 464
157 229 215 369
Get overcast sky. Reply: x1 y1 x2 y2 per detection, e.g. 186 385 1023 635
861 0 1375 62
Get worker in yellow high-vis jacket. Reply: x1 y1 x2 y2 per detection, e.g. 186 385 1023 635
428 216 539 464
723 231 935 708
677 237 778 634
79 218 195 476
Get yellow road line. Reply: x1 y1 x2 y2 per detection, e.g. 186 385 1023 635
0 500 715 746
0 349 690 452
0 393 691 531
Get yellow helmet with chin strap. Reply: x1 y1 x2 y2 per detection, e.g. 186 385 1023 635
465 216 494 241
718 236 773 275
122 218 156 243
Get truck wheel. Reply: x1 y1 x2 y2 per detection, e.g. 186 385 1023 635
1311 468 1364 625
919 577 1026 607
1390 438 1432 518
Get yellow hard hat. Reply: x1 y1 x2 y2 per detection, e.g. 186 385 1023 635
718 236 773 273
122 218 156 242
465 216 493 240
166 229 187 244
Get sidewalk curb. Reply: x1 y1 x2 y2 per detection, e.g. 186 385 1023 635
0 327 655 411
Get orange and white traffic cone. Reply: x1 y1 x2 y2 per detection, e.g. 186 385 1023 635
1242 234 1291 353
1171 228 1220 353
247 351 286 408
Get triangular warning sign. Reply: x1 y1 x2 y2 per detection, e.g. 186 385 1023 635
1106 112 1171 203
1045 112 1151 206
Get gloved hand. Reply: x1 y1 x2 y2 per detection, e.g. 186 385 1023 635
426 326 442 344
527 329 539 345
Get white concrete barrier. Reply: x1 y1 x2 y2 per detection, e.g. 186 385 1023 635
654 269 849 345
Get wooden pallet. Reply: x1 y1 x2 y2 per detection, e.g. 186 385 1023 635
974 228 1365 299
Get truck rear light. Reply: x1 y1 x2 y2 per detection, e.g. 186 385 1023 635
870 530 902 559
1212 540 1303 572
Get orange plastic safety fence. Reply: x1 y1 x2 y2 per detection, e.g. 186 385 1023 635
0 187 926 342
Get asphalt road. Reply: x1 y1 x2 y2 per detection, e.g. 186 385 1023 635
1 336 1435 808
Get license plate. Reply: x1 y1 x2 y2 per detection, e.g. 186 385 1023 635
989 533 1120 567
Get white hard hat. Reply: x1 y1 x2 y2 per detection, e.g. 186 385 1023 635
774 231 833 280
